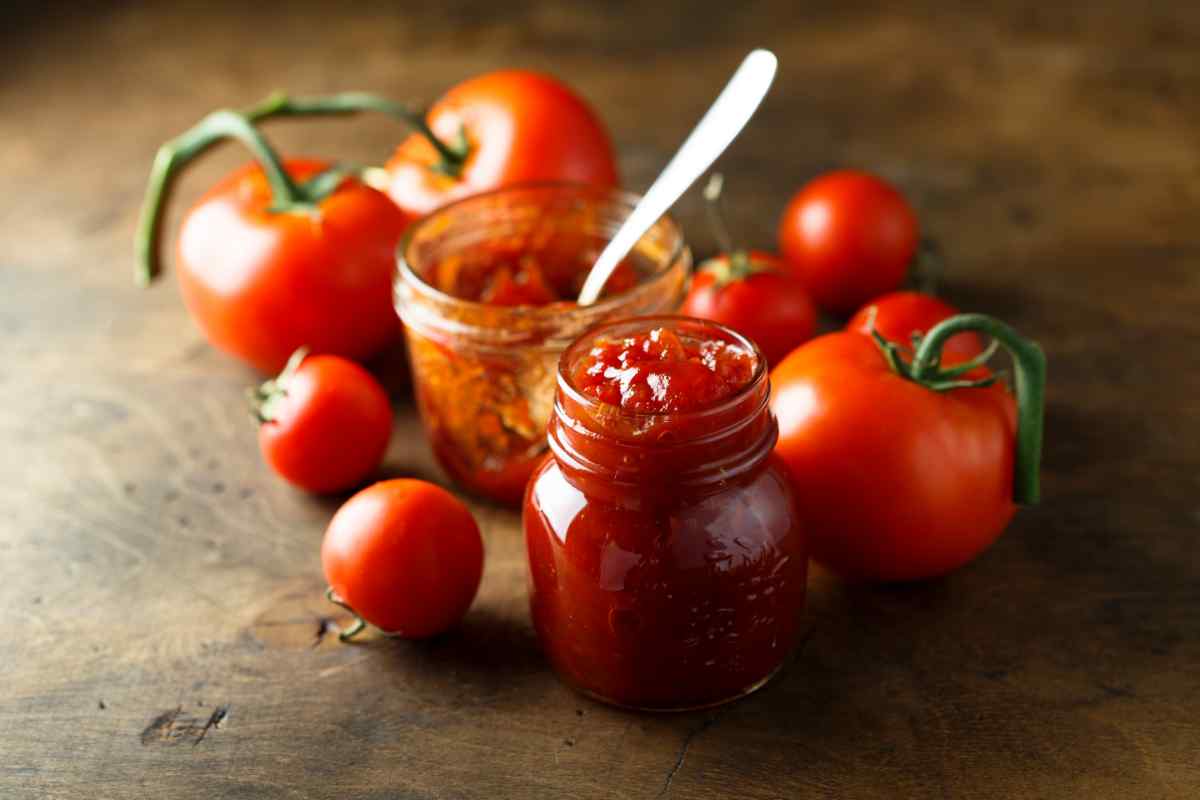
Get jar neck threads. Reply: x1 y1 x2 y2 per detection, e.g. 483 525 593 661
548 317 776 497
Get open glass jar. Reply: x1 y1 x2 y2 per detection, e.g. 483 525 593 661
523 316 808 711
395 183 689 505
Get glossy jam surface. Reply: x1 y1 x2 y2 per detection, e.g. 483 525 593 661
525 453 806 710
571 326 756 413
524 317 807 710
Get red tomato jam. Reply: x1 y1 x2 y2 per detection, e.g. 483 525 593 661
571 326 756 413
523 317 807 710
408 247 648 505
431 247 640 308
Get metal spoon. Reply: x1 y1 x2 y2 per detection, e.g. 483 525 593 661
576 49 778 306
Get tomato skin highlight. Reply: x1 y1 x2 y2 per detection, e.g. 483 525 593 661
177 158 411 374
769 331 1017 582
384 70 618 217
777 170 918 314
680 251 817 367
847 291 986 365
257 354 393 494
321 480 484 639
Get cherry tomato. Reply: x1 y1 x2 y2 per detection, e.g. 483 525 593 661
383 70 618 217
252 349 393 494
176 158 411 373
770 314 1045 582
322 480 484 639
680 250 817 366
846 291 985 365
777 170 918 314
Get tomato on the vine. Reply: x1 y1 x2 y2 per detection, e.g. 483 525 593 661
847 291 985 365
137 105 411 374
770 313 1045 582
680 250 817 367
383 70 618 218
322 480 484 640
251 349 393 494
177 159 409 373
778 170 918 314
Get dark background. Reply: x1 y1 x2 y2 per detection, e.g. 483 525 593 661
2 2 1198 798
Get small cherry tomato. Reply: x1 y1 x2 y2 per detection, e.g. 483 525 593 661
778 170 918 314
846 291 985 365
770 313 1045 582
322 480 485 639
680 250 817 367
251 349 393 494
384 70 618 217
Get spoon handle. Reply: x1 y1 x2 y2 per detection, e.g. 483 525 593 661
576 49 778 306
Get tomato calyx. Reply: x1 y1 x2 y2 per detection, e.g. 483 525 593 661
869 312 1047 505
247 347 308 424
697 250 774 289
865 308 1000 393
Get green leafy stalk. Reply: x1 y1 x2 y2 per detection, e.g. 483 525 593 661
135 90 465 286
135 109 307 285
900 313 1047 505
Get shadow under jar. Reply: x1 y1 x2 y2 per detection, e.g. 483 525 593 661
395 183 689 505
524 316 808 711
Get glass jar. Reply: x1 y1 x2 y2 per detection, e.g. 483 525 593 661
523 316 808 711
395 183 689 505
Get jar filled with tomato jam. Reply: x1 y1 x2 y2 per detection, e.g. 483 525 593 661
524 316 808 710
395 184 689 505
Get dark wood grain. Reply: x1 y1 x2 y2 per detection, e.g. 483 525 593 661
2 1 1198 797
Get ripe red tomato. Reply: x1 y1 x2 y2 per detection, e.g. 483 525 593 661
680 250 818 367
846 291 985 365
777 170 918 314
769 314 1045 582
252 350 393 494
177 158 411 373
383 70 618 217
322 480 484 639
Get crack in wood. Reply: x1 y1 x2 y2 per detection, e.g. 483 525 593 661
658 625 818 796
139 703 230 747
193 704 229 746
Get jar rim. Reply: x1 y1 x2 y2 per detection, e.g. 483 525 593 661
556 314 769 425
394 181 688 340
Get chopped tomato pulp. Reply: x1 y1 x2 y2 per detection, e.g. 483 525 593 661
433 248 639 308
571 327 756 413
405 246 648 505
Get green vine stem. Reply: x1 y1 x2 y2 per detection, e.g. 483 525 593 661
909 313 1047 506
135 91 465 286
698 172 766 286
702 173 735 254
135 108 308 285
324 587 367 642
242 91 468 172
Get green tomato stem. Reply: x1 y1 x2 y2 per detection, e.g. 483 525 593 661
244 90 468 174
911 313 1047 506
324 587 368 643
702 173 736 255
135 108 306 285
135 90 465 287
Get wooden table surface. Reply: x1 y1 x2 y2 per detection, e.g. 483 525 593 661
4 2 1198 797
